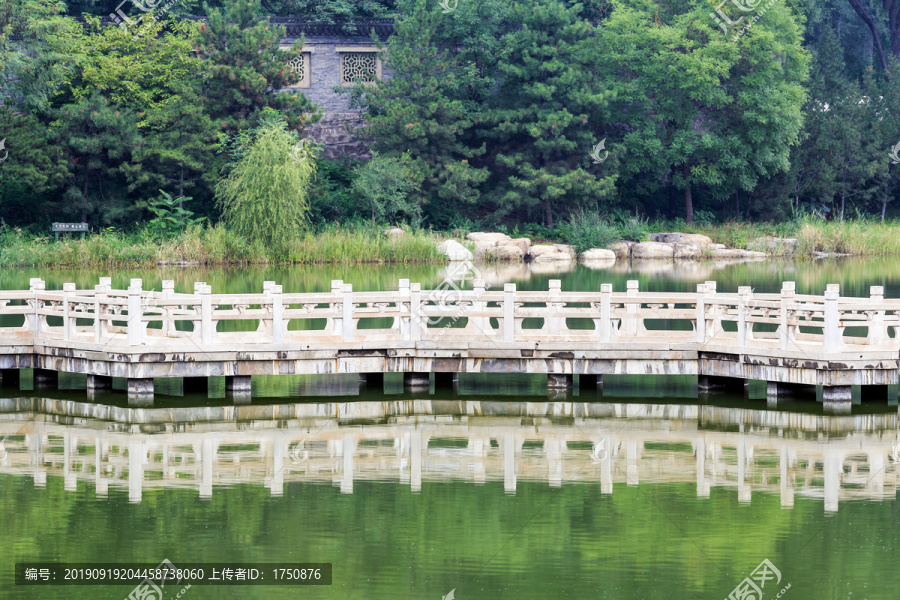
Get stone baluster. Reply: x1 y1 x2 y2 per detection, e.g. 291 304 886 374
28 278 45 337
704 281 718 336
823 283 841 353
737 286 752 346
409 283 422 341
867 285 887 346
695 282 707 343
398 279 410 335
341 283 354 342
126 279 144 346
625 280 639 336
547 279 562 336
62 283 76 341
271 284 284 343
161 280 174 337
779 281 795 350
199 284 213 345
599 283 612 342
471 278 488 336
331 280 344 338
503 283 516 342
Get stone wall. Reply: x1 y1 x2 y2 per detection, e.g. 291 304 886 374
303 112 371 161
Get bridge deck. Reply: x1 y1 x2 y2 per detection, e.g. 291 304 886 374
1 276 898 403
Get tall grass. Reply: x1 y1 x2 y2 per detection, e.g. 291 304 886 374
0 223 445 267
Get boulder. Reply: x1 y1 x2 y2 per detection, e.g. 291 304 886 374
473 241 497 261
553 244 577 258
528 244 560 259
581 257 616 270
650 232 685 244
499 237 532 255
610 241 634 258
532 251 575 263
437 239 473 262
673 242 701 259
710 248 767 259
710 243 726 250
682 233 713 247
579 248 616 261
384 227 405 237
486 244 526 261
631 241 675 259
466 232 512 244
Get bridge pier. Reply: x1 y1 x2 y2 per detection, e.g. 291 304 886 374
33 369 58 388
225 376 252 403
86 375 113 391
127 378 154 406
403 372 429 390
0 369 20 388
183 377 209 395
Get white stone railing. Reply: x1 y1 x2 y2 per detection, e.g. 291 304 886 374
1 277 898 356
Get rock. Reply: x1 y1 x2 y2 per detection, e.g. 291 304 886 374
579 248 616 261
532 251 574 263
814 251 851 259
473 241 497 261
553 244 577 258
682 233 713 247
673 242 701 259
499 237 531 255
710 243 726 250
466 232 512 244
710 248 767 259
437 239 473 262
749 237 798 255
384 227 405 237
580 258 616 270
610 241 634 258
649 232 713 247
486 244 526 261
650 232 685 244
528 244 560 259
631 241 675 259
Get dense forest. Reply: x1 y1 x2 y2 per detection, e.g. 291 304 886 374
1 0 900 240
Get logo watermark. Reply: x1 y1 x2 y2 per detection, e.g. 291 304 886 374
411 259 488 334
889 141 900 165
589 138 608 164
289 140 315 164
438 0 458 13
724 559 789 600
442 589 456 600
109 0 181 39
710 0 778 40
0 138 8 163
289 440 309 464
890 441 900 463
124 558 191 600
590 438 609 463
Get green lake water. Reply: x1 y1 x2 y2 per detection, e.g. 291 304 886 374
2 258 899 599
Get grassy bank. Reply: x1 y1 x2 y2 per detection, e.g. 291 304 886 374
0 224 447 267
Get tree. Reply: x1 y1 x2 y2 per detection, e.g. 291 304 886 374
196 0 320 133
487 0 617 227
600 0 809 223
844 0 900 78
351 152 419 225
215 121 317 253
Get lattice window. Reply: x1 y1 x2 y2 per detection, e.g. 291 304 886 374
339 52 379 85
286 52 311 88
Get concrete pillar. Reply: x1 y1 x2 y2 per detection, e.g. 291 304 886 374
128 439 144 503
410 430 422 493
403 372 429 389
341 433 354 494
626 440 640 486
823 386 852 402
503 431 516 494
780 444 794 508
226 376 252 403
127 378 154 406
548 374 573 389
0 369 20 388
269 435 283 498
33 368 58 388
695 437 709 497
599 435 613 495
434 372 455 391
580 374 602 392
200 437 215 499
86 374 113 390
824 447 842 513
183 377 208 395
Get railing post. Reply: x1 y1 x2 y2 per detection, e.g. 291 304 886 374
471 278 487 336
271 284 284 343
398 279 410 336
737 286 752 346
161 280 174 337
705 281 718 337
823 284 841 353
28 278 45 337
868 285 887 346
62 283 76 341
779 282 795 350
127 279 143 346
409 283 422 341
625 280 639 336
342 283 354 342
331 280 344 338
94 277 111 343
503 283 516 342
199 284 212 345
547 279 562 336
600 283 612 342
695 283 706 343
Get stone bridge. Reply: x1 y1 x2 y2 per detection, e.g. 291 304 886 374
1 277 899 409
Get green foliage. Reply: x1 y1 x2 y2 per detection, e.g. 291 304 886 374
140 190 206 239
613 211 650 242
351 153 419 225
215 122 318 255
561 209 619 252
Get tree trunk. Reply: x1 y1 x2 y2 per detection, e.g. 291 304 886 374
882 200 887 222
683 164 693 224
544 197 553 229
847 0 892 78
840 194 845 222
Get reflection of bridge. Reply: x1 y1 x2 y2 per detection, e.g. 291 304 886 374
1 398 897 513
2 277 900 408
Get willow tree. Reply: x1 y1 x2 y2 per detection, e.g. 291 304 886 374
215 122 317 254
